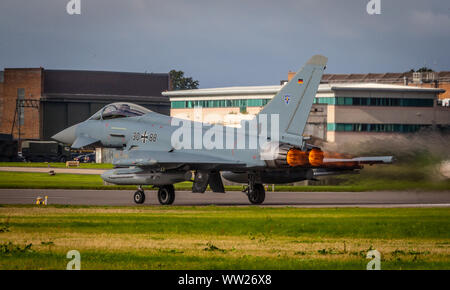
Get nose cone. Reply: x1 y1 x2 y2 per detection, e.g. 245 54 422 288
52 124 78 145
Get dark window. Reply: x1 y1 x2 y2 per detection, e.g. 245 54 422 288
328 123 429 133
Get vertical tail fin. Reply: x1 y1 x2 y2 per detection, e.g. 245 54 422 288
259 55 327 146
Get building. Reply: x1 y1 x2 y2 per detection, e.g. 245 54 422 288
315 71 450 100
0 68 170 141
164 81 449 145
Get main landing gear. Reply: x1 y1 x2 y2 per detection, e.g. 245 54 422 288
244 174 266 205
248 183 266 204
133 185 176 205
157 185 175 205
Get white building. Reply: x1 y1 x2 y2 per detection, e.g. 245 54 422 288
163 83 449 145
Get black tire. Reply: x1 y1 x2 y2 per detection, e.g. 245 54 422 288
60 156 67 163
158 185 175 205
133 190 145 204
248 183 265 205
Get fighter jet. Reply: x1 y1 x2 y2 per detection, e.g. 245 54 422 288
52 55 392 205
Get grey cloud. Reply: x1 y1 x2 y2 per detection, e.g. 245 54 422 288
0 0 449 88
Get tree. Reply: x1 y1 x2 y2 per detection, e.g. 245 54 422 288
417 67 434 73
408 67 434 73
169 70 199 90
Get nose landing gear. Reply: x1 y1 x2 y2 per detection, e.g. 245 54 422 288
133 187 145 204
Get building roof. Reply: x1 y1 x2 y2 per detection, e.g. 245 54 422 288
43 69 169 97
163 82 445 97
328 83 445 93
321 71 450 83
163 85 282 97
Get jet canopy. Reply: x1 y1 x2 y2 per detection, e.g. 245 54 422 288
89 103 151 120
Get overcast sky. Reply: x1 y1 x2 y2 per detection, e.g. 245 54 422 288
1 0 449 88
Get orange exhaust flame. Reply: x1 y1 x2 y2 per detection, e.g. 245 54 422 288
309 148 324 167
286 149 362 168
286 149 309 167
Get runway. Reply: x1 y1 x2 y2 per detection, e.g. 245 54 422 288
0 189 449 207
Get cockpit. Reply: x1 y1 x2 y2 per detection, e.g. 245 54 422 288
89 103 151 120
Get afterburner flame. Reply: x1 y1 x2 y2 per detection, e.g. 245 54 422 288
309 148 324 167
286 149 309 167
285 148 363 168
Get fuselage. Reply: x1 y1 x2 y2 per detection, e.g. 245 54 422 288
74 111 270 168
58 110 316 185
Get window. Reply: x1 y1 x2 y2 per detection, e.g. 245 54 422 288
172 96 434 109
327 123 429 133
248 99 262 107
315 97 335 105
335 123 346 131
344 124 353 131
316 96 433 107
401 99 434 107
390 99 400 106
171 101 186 109
172 98 271 109
327 123 336 131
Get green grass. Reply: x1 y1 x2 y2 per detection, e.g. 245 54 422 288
0 172 134 190
0 206 449 269
0 162 113 169
0 171 448 191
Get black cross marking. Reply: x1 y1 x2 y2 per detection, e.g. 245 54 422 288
140 131 149 143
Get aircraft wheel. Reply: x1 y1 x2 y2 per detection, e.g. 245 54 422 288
248 183 265 205
158 185 175 205
133 190 145 204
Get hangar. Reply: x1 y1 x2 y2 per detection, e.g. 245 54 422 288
0 68 170 142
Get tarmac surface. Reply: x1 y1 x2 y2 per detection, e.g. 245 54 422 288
0 189 449 207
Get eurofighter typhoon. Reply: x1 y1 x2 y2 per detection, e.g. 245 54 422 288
52 55 392 205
